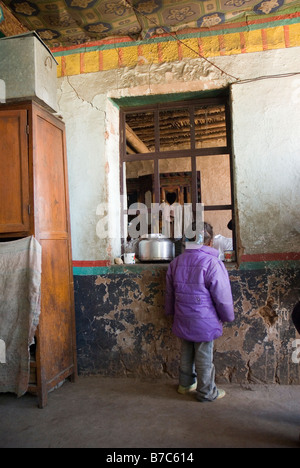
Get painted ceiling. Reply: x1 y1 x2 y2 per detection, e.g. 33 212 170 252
0 0 299 48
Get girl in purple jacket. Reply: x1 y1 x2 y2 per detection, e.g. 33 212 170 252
165 222 235 402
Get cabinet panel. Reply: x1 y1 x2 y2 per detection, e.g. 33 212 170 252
34 113 68 236
31 103 77 408
0 110 30 234
38 239 75 384
0 102 77 408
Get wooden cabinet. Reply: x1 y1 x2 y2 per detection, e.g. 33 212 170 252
0 101 77 408
0 109 30 234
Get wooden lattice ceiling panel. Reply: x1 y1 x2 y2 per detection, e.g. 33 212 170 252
126 104 227 153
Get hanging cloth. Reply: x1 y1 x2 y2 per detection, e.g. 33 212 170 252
0 236 42 397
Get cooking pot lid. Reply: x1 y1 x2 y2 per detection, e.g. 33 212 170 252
140 233 168 239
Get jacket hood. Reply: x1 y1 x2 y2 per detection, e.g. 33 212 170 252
165 243 234 342
184 245 219 258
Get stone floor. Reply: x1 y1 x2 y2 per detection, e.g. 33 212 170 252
0 376 300 448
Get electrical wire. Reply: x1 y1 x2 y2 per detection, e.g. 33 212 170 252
231 71 300 85
120 1 300 87
123 0 240 81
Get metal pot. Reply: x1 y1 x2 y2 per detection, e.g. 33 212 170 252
138 234 175 262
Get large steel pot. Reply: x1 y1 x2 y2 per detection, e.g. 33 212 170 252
138 234 175 262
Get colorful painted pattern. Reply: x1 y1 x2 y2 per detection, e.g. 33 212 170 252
134 0 297 37
53 13 300 77
0 0 28 36
1 0 299 47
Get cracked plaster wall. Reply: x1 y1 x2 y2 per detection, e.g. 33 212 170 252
56 47 300 383
75 265 300 384
57 46 300 261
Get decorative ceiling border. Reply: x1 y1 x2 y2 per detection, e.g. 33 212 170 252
53 10 300 54
1 0 299 48
0 0 27 37
53 13 300 77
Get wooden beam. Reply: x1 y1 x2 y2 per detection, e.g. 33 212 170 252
126 123 150 154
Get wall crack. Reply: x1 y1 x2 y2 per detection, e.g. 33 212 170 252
66 76 107 119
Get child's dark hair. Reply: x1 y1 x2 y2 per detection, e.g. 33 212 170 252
187 221 214 244
292 302 300 334
203 222 213 245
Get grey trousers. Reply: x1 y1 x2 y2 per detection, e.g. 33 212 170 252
179 339 218 402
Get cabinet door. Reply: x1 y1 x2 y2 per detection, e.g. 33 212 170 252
32 106 76 395
0 110 30 234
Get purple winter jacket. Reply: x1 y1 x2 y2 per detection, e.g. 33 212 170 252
165 245 234 342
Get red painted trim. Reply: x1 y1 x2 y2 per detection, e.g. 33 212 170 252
157 42 164 63
177 42 183 61
73 254 300 267
241 252 300 262
61 56 66 76
138 44 143 65
284 24 290 47
240 32 246 53
218 35 226 56
80 52 84 73
197 37 203 55
73 260 111 267
261 29 268 50
99 50 103 71
118 48 124 67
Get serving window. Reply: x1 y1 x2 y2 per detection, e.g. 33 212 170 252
120 94 235 260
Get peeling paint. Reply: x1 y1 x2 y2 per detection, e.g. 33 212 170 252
74 263 300 385
258 297 279 327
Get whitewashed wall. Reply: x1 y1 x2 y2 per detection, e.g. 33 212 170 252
57 47 300 261
231 74 300 255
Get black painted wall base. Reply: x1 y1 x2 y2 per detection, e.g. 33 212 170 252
74 264 300 384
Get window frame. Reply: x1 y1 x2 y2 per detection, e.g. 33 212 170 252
119 95 235 253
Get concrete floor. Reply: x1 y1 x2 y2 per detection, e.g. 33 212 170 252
0 376 300 448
